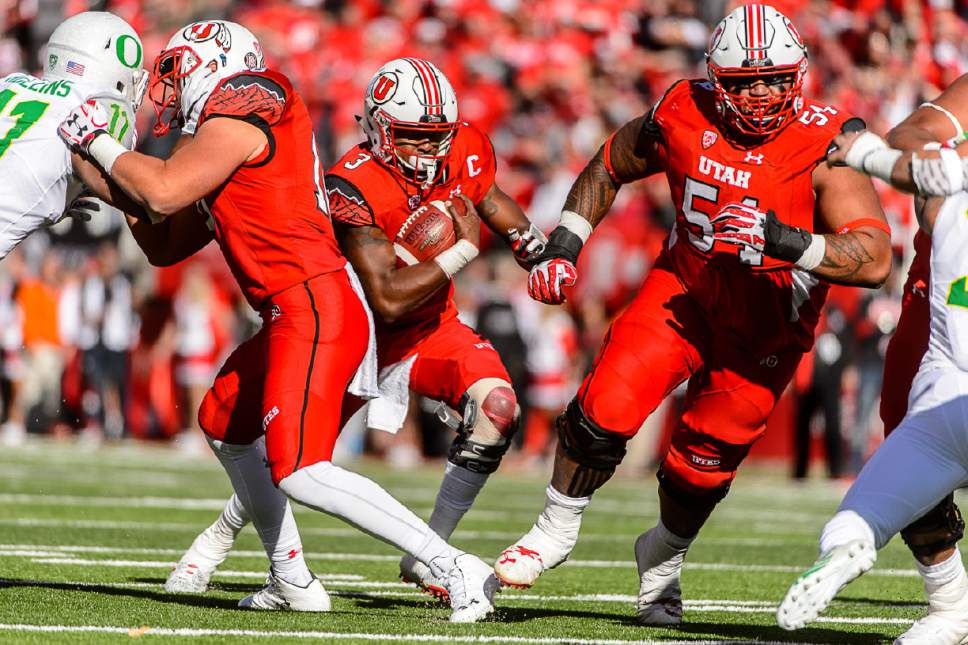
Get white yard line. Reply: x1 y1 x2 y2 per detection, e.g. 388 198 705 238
0 493 830 523
1 544 921 578
0 623 854 643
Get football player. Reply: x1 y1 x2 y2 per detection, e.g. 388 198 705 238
494 4 892 626
778 79 968 644
59 22 496 623
0 11 144 258
158 57 546 600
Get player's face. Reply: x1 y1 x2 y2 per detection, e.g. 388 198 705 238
392 126 452 157
722 74 794 115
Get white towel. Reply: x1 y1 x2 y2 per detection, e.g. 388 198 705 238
366 355 417 434
344 263 380 400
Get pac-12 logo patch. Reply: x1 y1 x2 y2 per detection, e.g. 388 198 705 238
370 72 398 104
702 130 718 149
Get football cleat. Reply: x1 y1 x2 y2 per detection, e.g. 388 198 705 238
894 612 968 645
164 561 214 594
399 553 449 602
776 539 876 630
238 570 331 612
494 529 572 589
634 529 684 626
442 553 498 623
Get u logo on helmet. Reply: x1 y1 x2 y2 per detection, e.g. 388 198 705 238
184 21 232 52
370 72 398 104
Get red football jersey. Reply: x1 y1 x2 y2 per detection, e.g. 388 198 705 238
646 80 853 351
196 70 345 310
326 122 496 337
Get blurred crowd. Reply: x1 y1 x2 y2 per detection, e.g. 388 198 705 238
0 0 965 475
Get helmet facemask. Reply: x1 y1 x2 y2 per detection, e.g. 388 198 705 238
149 45 202 137
374 110 459 187
709 62 805 138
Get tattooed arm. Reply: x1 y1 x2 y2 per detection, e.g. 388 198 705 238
809 160 892 287
562 114 663 228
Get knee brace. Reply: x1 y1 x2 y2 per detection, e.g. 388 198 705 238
557 399 629 469
447 379 520 475
901 494 965 558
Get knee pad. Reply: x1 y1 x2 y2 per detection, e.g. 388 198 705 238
448 379 520 474
557 399 629 469
901 494 965 558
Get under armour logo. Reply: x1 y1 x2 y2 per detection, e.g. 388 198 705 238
760 355 779 368
744 152 764 165
449 185 463 198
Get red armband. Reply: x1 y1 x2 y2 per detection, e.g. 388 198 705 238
602 133 620 184
836 218 892 237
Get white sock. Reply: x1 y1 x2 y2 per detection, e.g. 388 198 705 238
208 437 313 586
529 485 590 550
186 495 249 567
640 519 694 574
428 463 489 539
279 462 461 578
917 547 968 611
819 510 876 554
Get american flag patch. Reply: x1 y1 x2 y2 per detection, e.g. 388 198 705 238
66 61 85 76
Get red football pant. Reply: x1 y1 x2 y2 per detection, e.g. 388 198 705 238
880 233 931 435
577 255 802 496
342 316 511 421
199 270 368 485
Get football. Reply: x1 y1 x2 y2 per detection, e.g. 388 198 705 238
393 199 461 265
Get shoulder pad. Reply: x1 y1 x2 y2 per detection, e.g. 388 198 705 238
326 174 375 227
203 73 288 127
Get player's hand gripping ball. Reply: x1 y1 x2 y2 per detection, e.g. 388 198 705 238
394 200 459 265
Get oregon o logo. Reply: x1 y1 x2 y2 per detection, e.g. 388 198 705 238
371 72 398 104
115 35 142 69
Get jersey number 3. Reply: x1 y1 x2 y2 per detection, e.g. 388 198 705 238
0 89 49 160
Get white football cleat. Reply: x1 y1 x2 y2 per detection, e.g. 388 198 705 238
494 529 572 589
164 561 214 593
399 553 448 602
239 570 331 612
634 528 683 626
895 612 968 645
443 553 497 623
776 539 876 630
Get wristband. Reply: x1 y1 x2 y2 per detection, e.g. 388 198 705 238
843 131 902 183
434 240 479 278
794 234 826 271
919 102 965 141
88 133 128 175
559 210 593 244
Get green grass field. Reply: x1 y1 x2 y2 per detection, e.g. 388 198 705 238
0 440 963 644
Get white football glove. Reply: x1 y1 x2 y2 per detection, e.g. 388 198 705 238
58 100 111 154
508 224 548 268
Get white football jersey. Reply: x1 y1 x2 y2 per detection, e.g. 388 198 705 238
924 192 968 374
0 73 134 259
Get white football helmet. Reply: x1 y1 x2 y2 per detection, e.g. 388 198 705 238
149 20 265 137
706 4 807 137
45 12 148 110
361 58 459 187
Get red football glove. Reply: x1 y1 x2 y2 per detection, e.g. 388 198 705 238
528 258 577 304
710 202 769 254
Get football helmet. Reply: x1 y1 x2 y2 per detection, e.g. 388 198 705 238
706 4 807 138
45 12 148 110
360 58 459 187
149 20 265 137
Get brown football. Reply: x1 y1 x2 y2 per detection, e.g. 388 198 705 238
393 199 460 265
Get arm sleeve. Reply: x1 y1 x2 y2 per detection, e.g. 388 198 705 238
326 174 376 227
